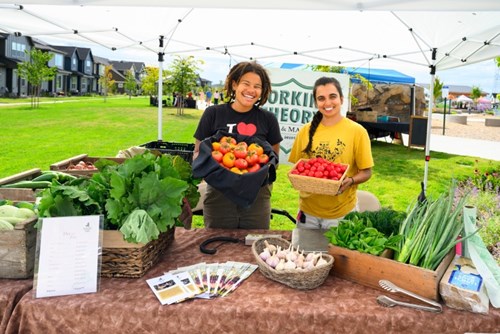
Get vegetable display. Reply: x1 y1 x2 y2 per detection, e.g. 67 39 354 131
37 152 200 244
259 240 329 271
395 184 475 270
211 136 269 174
0 202 37 230
324 216 401 256
290 157 347 180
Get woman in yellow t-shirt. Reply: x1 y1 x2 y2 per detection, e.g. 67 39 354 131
288 77 374 229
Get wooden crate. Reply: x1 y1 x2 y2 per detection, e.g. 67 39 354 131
0 168 42 193
0 188 38 279
50 154 126 177
100 227 175 278
328 244 455 301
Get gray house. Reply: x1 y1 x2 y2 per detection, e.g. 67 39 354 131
0 32 31 97
50 45 95 95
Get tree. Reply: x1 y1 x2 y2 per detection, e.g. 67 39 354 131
17 48 57 108
98 65 115 102
124 70 137 99
141 66 162 96
432 76 444 107
470 85 482 102
167 55 203 115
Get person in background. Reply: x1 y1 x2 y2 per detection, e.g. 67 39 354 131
205 89 212 106
288 76 374 230
213 90 220 105
193 61 283 229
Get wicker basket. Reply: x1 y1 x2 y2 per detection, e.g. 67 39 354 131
288 159 349 196
101 227 175 278
252 237 334 290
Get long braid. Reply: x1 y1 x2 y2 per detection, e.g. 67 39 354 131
303 112 323 155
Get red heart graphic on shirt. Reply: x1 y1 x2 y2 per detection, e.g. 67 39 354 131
237 122 257 136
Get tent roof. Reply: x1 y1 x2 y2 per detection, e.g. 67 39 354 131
0 3 498 79
278 63 415 84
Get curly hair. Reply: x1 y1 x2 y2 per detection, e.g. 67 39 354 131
223 61 272 106
303 77 344 155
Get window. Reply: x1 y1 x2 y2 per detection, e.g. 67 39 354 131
55 54 64 68
56 75 62 90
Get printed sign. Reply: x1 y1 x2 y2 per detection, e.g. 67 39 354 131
264 68 350 164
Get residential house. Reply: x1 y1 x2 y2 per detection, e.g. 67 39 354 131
50 45 95 95
31 38 69 96
0 32 31 97
109 60 145 94
93 55 110 95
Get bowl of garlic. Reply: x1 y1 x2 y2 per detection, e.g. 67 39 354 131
251 237 334 290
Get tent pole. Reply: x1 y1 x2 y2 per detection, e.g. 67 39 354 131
157 35 164 141
423 49 437 196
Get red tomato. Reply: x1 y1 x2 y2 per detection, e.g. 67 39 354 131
220 136 237 145
248 163 261 173
233 145 248 159
236 141 248 149
234 158 248 170
258 153 269 164
218 142 232 155
245 151 259 166
314 171 323 178
211 150 223 162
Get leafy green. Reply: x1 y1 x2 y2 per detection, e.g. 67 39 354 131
343 208 406 237
324 216 401 256
37 151 200 243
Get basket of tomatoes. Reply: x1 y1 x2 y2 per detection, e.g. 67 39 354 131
288 158 349 196
192 131 278 207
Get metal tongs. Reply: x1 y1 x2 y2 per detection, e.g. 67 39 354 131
376 279 443 313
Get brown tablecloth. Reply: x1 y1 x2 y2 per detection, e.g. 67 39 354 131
0 279 32 333
5 228 500 334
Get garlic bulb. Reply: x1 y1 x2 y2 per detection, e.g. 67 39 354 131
275 259 285 271
284 260 297 270
266 253 280 268
259 248 271 261
264 240 277 253
316 256 328 267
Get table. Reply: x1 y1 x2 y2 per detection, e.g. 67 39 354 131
357 121 410 140
5 228 500 334
0 279 32 333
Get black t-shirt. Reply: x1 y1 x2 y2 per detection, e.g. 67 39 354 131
193 103 283 146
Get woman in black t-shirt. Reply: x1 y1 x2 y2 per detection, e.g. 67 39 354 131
193 61 283 229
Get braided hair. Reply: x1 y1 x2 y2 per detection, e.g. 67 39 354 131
223 61 272 106
302 77 344 155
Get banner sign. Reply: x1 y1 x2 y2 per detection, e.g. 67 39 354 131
264 68 350 164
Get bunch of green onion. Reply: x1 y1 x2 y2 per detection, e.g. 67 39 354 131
395 184 475 270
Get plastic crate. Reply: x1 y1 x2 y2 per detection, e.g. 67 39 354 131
141 141 194 164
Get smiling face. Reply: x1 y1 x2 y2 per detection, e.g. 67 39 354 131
315 83 344 124
231 72 262 112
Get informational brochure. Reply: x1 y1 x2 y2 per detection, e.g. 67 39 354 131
146 273 192 305
149 261 257 305
34 215 103 298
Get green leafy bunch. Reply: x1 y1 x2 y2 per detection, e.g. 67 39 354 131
324 216 401 256
38 152 201 244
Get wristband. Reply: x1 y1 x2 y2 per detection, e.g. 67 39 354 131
350 177 355 186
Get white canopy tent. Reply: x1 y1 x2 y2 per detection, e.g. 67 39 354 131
0 1 499 195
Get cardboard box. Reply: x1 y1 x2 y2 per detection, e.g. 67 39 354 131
328 244 455 301
0 190 38 279
50 154 126 176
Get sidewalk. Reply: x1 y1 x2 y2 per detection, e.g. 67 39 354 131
398 133 500 161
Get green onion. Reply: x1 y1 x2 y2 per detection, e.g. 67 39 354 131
395 182 478 270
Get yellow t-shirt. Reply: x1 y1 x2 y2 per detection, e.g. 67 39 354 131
288 117 374 218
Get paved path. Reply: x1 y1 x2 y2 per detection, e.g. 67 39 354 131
396 133 500 161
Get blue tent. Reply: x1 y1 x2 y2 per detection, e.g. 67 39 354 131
278 63 415 84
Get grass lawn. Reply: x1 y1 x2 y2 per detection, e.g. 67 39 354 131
1 95 497 230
